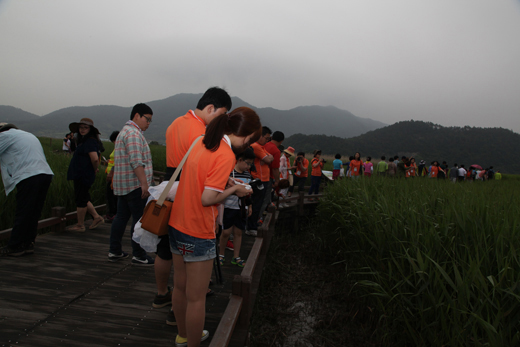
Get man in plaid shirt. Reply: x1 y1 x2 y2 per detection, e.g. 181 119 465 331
108 103 155 265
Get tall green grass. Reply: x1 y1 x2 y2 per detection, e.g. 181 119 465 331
318 177 520 346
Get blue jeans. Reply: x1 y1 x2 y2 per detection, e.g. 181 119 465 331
308 176 321 195
109 188 147 258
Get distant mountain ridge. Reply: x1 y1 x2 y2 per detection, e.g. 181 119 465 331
0 93 386 141
285 120 520 174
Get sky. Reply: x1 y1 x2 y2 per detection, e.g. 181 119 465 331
1 0 519 133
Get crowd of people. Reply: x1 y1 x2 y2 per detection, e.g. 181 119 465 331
0 86 503 346
331 154 501 181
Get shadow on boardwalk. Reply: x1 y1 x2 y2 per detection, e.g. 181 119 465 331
0 221 255 347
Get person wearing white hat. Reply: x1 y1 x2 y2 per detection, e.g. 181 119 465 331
0 123 54 256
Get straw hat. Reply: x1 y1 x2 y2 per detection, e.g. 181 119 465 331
69 118 100 134
0 123 18 133
283 146 295 156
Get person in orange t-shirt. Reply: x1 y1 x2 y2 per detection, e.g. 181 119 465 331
291 151 309 193
430 161 440 178
308 149 324 198
247 127 273 235
350 152 363 179
168 107 261 346
405 157 417 178
155 87 231 325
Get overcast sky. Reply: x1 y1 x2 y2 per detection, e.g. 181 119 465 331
1 0 519 133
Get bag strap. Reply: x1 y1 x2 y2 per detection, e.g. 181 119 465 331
156 135 204 206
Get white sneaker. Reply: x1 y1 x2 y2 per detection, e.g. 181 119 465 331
245 229 257 236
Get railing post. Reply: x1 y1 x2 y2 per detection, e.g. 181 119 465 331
239 276 252 327
52 206 66 232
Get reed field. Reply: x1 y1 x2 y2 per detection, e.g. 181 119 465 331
317 176 520 346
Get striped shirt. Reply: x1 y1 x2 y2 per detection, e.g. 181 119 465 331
113 121 153 196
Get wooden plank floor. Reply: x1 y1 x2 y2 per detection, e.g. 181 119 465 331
0 221 256 347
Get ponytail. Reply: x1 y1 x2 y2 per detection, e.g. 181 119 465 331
203 107 262 152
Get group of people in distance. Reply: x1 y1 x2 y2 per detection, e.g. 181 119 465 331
329 154 501 181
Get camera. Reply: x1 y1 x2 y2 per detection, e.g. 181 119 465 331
321 159 327 163
248 178 264 190
296 157 303 163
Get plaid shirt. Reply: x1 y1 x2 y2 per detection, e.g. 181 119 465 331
113 121 153 196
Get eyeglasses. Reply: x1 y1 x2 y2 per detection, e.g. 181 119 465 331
142 115 152 123
245 161 254 166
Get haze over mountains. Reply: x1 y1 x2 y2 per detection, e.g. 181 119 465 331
0 93 386 142
2 94 518 173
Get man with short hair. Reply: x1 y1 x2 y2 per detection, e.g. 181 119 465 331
376 156 388 175
449 163 459 183
156 87 231 325
0 124 54 257
246 126 273 236
458 165 467 182
108 103 155 266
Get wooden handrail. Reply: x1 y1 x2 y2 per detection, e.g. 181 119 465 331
0 204 106 242
209 295 243 347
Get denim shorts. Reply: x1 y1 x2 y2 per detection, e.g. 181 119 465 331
168 226 216 262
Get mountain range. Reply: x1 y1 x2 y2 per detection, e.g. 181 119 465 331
0 93 386 142
2 95 518 173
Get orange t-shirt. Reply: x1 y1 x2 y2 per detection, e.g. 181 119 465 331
430 166 439 178
169 136 235 239
311 158 324 176
350 160 362 176
250 142 271 182
405 164 416 177
166 110 206 168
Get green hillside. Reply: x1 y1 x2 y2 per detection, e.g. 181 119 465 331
285 120 520 174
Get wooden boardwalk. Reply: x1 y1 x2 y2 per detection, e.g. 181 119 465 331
0 221 256 347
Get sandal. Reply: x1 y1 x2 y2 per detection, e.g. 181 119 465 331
219 255 225 266
231 257 245 268
89 217 105 230
67 225 86 232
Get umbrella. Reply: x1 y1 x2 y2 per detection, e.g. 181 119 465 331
470 164 483 170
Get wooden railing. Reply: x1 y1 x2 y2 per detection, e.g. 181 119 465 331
0 205 107 242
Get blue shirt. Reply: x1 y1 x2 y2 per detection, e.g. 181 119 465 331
333 159 342 170
0 129 54 195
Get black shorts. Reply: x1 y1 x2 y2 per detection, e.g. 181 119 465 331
74 180 91 208
223 208 246 230
156 234 172 260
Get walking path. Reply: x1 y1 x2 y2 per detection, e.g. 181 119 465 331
0 221 255 347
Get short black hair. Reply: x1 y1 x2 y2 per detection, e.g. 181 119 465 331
196 87 232 111
381 156 386 160
262 126 272 136
297 151 305 156
335 153 341 159
271 131 285 142
367 156 372 161
236 147 255 161
110 131 120 142
130 103 153 120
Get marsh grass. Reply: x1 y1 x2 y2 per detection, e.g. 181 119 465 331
317 176 520 346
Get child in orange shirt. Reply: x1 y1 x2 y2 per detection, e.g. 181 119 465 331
168 107 261 346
